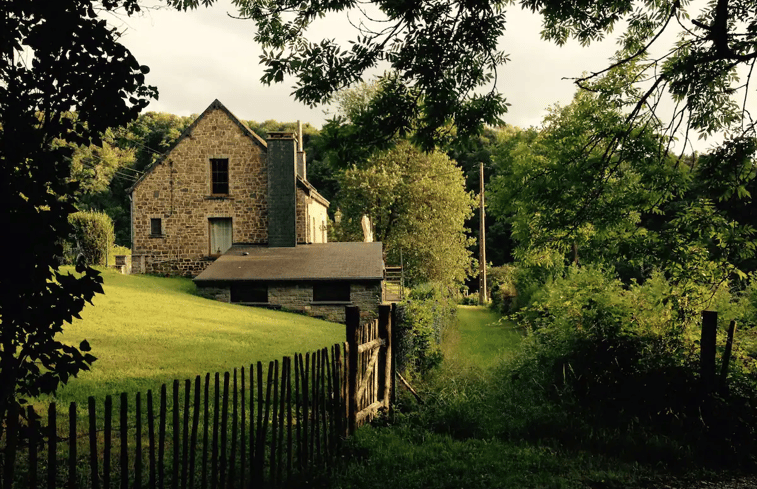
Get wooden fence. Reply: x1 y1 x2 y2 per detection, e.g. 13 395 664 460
0 305 395 489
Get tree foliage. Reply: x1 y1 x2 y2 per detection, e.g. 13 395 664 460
168 0 756 160
0 0 155 424
69 210 117 266
336 142 476 287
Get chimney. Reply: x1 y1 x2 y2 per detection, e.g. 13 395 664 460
296 121 307 181
266 132 298 247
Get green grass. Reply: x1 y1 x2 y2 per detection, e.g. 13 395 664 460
320 306 661 488
443 305 523 370
48 268 344 409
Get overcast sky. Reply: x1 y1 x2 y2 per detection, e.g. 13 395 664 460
114 1 735 153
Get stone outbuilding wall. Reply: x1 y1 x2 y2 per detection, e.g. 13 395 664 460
195 281 383 323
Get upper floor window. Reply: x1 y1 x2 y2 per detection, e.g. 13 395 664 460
210 158 229 195
150 218 162 237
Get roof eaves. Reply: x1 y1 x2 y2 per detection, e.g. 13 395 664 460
296 176 330 207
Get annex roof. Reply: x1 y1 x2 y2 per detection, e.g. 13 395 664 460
194 242 384 282
129 99 267 192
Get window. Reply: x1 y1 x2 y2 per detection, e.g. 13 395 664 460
210 158 229 194
313 282 350 302
150 218 162 236
231 283 268 303
209 218 232 255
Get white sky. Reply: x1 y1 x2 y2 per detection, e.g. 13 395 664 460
113 1 740 153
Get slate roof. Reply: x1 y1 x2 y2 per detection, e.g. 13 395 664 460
194 242 384 282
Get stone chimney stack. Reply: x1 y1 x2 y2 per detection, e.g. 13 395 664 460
266 132 298 247
296 120 307 181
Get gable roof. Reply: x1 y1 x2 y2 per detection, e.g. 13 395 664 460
194 242 384 282
129 99 267 192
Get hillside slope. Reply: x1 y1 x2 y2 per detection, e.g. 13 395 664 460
51 268 345 406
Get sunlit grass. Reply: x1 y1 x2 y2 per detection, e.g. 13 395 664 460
47 268 344 409
442 305 523 371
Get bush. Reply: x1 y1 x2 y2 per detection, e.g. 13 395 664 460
68 210 116 266
395 283 457 376
488 264 517 313
505 265 757 466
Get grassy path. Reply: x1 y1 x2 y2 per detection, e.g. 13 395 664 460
443 305 523 370
321 305 648 488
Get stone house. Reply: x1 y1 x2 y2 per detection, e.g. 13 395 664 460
130 99 383 322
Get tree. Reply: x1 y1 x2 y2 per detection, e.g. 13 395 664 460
488 81 757 295
337 142 476 287
0 0 156 426
169 0 755 161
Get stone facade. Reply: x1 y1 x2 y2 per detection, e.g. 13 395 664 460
131 101 328 276
195 280 383 323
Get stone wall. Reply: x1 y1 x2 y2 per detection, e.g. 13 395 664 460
195 280 383 323
132 107 269 276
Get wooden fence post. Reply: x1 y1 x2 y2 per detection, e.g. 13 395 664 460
720 320 737 396
701 310 718 399
346 306 360 436
378 304 392 411
3 401 18 489
390 303 398 413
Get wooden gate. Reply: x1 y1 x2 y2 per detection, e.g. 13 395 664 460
345 305 393 434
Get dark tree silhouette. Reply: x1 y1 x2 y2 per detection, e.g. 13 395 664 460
0 0 156 426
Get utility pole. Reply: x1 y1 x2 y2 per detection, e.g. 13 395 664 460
479 162 487 305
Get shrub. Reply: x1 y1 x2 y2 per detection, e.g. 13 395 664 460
488 264 517 313
395 283 457 376
506 265 757 465
68 210 116 266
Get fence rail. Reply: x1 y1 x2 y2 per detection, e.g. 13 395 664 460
0 305 395 489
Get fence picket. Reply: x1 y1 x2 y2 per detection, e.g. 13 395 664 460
285 357 293 481
120 394 128 489
219 372 229 489
211 373 219 489
230 369 238 489
147 391 156 489
294 354 302 473
88 399 98 489
69 402 77 489
158 386 166 489
302 352 309 469
254 363 264 487
189 376 201 489
248 364 254 487
181 380 190 489
135 393 142 489
277 358 287 485
239 368 246 489
201 374 209 489
270 360 279 487
172 380 179 489
261 362 274 486
3 402 18 489
48 403 56 489
103 397 111 489
29 406 38 489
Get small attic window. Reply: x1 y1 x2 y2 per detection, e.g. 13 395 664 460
211 158 229 194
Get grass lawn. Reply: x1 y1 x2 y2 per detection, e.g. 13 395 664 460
47 268 345 410
443 305 523 370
